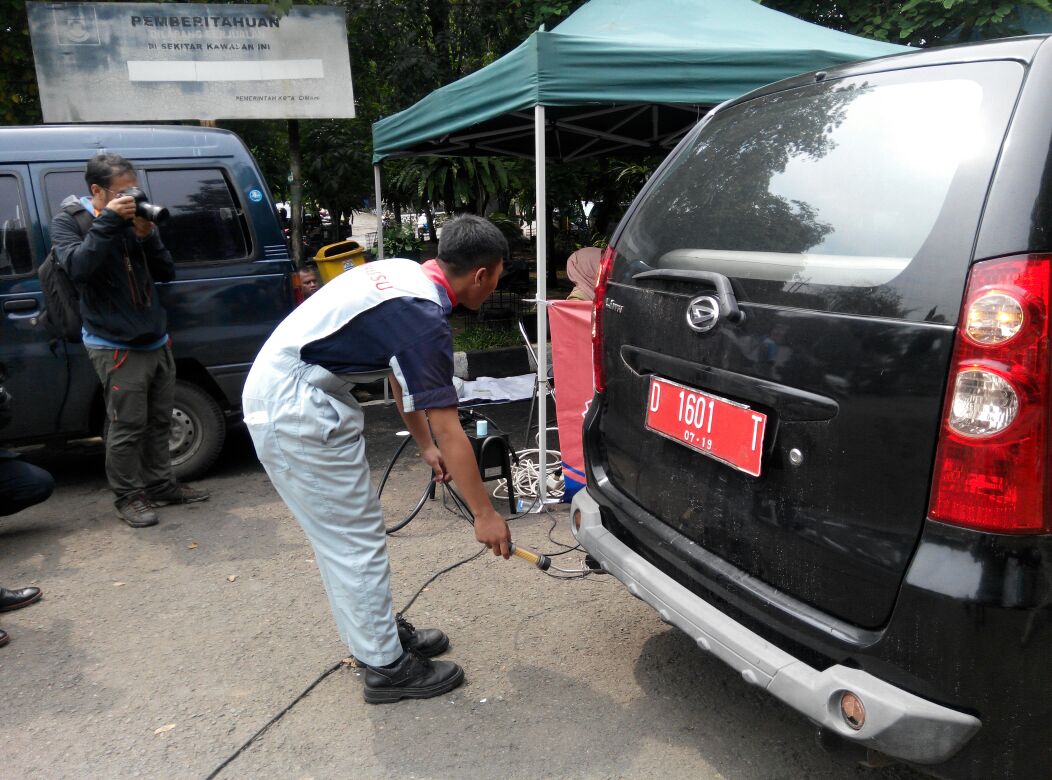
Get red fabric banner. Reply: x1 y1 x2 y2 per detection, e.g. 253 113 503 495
548 299 594 498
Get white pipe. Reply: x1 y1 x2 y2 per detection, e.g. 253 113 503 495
534 104 547 504
374 163 384 261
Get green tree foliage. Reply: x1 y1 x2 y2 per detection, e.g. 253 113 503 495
388 156 521 214
7 0 1048 221
761 0 1051 45
303 119 374 226
0 0 42 125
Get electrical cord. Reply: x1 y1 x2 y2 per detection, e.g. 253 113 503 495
492 447 565 503
542 513 581 556
397 547 487 616
204 659 344 780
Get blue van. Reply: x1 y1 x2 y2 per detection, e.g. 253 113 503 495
0 125 296 479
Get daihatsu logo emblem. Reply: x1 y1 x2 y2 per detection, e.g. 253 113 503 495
687 295 720 332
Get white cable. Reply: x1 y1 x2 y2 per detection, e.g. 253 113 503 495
493 447 564 502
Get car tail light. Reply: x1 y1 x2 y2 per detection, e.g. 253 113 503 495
592 245 617 393
929 254 1052 533
291 269 304 306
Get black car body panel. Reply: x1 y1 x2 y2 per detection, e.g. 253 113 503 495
575 35 1052 778
598 57 1023 628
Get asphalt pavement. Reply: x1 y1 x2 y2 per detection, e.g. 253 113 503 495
0 398 923 779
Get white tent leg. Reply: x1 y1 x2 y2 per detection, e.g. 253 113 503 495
535 104 548 507
374 164 384 261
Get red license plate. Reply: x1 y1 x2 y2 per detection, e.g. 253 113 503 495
644 376 768 477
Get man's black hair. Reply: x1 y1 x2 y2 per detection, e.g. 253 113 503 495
300 260 319 273
437 215 509 276
85 153 136 190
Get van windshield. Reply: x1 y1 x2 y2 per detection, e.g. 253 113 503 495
618 61 1024 321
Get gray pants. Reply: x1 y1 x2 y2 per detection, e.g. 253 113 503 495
242 360 402 667
88 345 175 502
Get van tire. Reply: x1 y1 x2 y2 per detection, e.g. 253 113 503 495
170 381 226 482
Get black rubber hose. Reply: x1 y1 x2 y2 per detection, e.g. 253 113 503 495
375 433 412 500
377 433 438 535
384 479 433 535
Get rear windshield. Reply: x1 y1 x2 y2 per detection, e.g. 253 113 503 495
616 61 1024 322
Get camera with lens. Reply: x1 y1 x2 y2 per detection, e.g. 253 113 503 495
120 187 169 224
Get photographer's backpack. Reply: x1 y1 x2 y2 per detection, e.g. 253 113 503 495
37 204 94 343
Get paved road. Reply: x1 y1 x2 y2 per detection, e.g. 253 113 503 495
1 399 923 779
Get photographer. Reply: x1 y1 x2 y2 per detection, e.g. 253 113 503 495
0 367 51 646
51 154 208 528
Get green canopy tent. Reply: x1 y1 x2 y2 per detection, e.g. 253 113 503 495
371 0 907 502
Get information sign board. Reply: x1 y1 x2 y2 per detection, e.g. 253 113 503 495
27 2 355 122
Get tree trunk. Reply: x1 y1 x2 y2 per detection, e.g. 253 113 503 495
426 0 453 86
288 119 304 267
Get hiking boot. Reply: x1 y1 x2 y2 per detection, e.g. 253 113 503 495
146 483 210 507
116 493 158 527
397 615 449 658
363 651 464 704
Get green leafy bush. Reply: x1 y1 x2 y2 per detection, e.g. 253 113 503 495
375 223 422 258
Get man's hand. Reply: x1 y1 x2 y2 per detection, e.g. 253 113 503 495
421 445 451 483
474 507 511 559
105 194 136 222
131 216 155 239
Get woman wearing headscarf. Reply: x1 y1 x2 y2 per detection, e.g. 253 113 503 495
565 247 602 301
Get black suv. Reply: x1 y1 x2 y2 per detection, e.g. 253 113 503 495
571 36 1052 778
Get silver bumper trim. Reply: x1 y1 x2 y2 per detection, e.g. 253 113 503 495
570 488 981 765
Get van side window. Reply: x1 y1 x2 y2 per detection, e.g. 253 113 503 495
0 175 33 277
43 170 87 221
144 169 250 264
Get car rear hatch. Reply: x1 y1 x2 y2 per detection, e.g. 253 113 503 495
597 58 1026 628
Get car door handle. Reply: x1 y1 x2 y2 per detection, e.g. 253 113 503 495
632 269 743 323
3 299 39 314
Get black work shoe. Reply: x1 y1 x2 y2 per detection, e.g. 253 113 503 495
116 493 158 527
0 628 8 648
363 651 464 704
0 587 42 612
146 482 210 507
397 615 449 658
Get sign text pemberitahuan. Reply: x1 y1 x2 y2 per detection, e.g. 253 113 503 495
26 2 355 122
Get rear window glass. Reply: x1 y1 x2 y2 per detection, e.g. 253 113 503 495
144 168 249 264
617 61 1024 321
0 174 34 277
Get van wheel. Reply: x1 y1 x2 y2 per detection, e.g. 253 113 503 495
170 381 226 482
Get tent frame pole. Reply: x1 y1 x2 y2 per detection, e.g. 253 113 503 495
374 163 384 261
534 104 548 506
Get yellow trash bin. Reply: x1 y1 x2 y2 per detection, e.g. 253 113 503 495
314 240 367 284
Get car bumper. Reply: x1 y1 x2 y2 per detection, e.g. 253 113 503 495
570 487 981 765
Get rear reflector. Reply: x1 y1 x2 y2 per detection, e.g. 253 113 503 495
929 255 1052 533
592 245 617 393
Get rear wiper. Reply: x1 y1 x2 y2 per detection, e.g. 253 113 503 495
632 268 743 323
